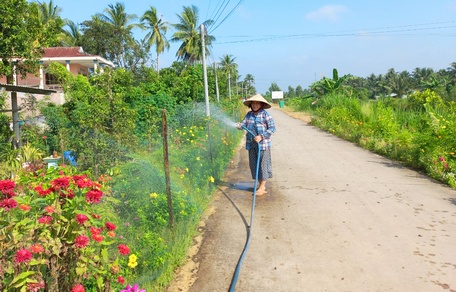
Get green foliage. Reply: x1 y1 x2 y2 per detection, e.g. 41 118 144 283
0 166 135 291
292 90 456 188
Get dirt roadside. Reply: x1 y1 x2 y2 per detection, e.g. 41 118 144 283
167 105 456 292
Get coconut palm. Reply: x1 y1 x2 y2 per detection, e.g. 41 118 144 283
36 0 61 24
170 5 215 63
219 54 238 97
96 2 140 67
141 6 170 73
62 20 82 46
244 74 255 95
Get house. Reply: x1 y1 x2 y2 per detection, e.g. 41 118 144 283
1 46 114 109
0 47 114 146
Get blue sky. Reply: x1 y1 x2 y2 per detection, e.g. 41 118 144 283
52 0 456 94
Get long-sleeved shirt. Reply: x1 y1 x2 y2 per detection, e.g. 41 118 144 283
240 109 276 150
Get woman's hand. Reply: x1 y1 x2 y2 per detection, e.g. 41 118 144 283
254 135 263 143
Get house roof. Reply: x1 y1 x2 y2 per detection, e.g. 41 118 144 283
43 47 92 58
40 47 115 68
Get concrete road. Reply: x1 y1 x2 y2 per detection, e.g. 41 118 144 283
167 106 456 292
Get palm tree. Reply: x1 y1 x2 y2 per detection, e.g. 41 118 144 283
97 2 140 67
141 6 170 73
34 0 64 46
219 54 238 98
62 20 82 46
244 74 255 95
170 5 215 63
37 0 61 24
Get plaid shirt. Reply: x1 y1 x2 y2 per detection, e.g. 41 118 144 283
240 109 276 150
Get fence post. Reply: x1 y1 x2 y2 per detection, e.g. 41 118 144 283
162 109 174 228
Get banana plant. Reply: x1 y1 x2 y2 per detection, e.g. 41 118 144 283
311 68 350 97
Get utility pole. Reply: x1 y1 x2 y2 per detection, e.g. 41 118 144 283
200 24 210 117
214 62 220 103
228 73 231 101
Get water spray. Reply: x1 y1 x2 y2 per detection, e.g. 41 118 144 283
229 125 261 292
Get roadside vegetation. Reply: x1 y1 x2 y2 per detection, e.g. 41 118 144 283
1 0 455 291
286 66 456 189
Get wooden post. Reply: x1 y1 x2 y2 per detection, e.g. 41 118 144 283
162 109 174 228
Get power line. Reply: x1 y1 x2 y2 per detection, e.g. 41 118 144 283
214 21 456 44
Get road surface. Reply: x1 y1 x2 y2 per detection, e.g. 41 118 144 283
167 106 456 292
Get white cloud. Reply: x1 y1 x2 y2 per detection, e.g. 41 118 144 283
306 5 349 21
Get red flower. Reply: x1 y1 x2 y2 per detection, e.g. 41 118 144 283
74 235 90 248
30 244 44 254
75 178 93 189
14 248 33 263
0 198 18 210
118 244 130 255
44 205 55 214
60 189 75 199
91 213 101 219
117 276 125 285
85 189 103 204
34 185 51 197
72 284 85 292
50 177 70 190
42 135 47 139
75 214 88 225
105 222 116 231
38 216 52 224
89 226 102 235
2 189 16 198
0 180 15 192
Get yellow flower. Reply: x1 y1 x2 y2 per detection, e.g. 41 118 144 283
150 192 158 199
185 167 189 172
209 176 215 183
128 261 138 268
129 254 138 262
196 157 200 161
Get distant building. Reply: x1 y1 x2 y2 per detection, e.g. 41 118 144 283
1 46 114 112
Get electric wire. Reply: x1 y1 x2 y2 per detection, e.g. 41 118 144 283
214 21 456 44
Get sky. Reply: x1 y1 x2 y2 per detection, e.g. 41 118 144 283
51 0 456 94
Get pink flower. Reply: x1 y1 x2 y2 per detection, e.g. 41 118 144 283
75 214 88 225
0 198 18 210
72 284 85 292
118 244 130 255
0 180 15 192
105 222 116 231
30 244 44 254
85 189 103 204
14 248 33 263
44 205 55 214
74 235 90 248
89 226 102 235
38 216 52 224
91 233 104 243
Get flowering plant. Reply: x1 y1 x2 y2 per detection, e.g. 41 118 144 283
0 165 133 291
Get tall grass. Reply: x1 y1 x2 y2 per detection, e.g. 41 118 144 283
288 91 456 188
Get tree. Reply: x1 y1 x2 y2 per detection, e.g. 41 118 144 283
62 20 83 46
35 0 65 46
141 6 170 73
244 74 255 95
96 2 140 68
170 5 215 63
0 0 62 82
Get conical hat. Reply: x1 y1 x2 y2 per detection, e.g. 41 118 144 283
243 94 271 109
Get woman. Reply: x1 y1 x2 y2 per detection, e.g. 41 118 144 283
237 94 276 196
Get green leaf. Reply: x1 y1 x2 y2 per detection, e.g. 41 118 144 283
10 271 35 287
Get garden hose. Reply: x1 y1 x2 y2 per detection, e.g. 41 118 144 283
228 125 262 292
